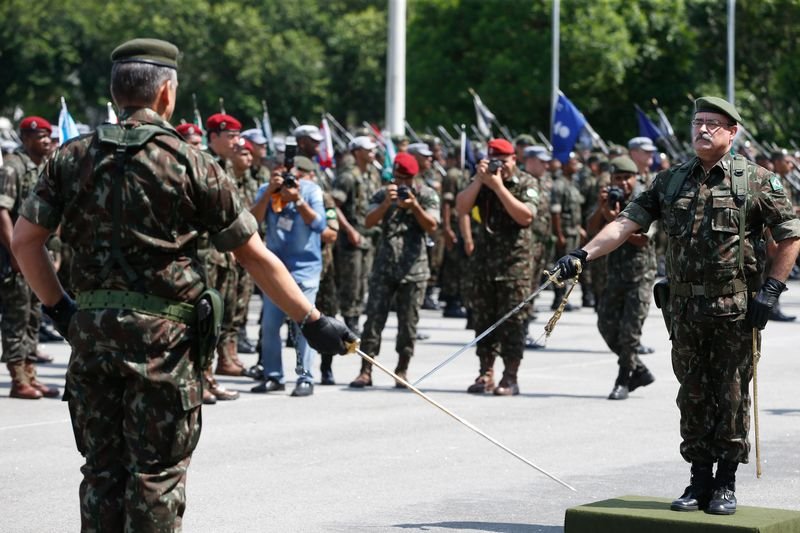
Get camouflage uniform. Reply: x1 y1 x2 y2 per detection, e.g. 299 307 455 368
620 153 800 464
471 170 538 389
436 167 468 307
312 164 339 319
358 180 440 370
20 107 257 530
232 169 259 343
530 172 555 296
550 172 584 308
0 149 44 366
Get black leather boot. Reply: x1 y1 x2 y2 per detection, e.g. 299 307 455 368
706 460 737 515
607 366 632 400
628 364 655 392
671 462 713 511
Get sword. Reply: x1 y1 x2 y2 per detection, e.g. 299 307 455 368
413 272 560 387
346 342 576 492
752 328 762 478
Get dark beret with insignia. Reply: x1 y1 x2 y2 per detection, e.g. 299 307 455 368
111 38 180 70
694 96 743 124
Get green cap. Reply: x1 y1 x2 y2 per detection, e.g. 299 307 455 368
514 134 536 146
609 156 638 175
694 96 742 124
293 156 315 172
111 38 180 70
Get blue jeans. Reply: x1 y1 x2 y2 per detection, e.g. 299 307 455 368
260 281 318 384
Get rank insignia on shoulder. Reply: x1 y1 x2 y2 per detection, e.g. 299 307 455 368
769 175 783 192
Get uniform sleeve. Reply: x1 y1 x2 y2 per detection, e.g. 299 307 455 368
619 171 666 232
0 159 19 211
753 170 800 242
516 177 539 219
323 192 339 231
421 187 441 223
305 183 327 234
368 189 386 211
550 179 563 214
19 151 64 230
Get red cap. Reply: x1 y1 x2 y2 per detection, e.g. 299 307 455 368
238 139 255 154
176 123 202 139
393 152 419 176
205 113 241 133
19 116 53 134
487 138 514 156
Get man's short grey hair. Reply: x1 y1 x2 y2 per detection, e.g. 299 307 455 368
110 62 177 106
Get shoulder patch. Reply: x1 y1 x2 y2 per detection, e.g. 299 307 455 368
325 208 337 220
769 175 783 192
525 188 538 200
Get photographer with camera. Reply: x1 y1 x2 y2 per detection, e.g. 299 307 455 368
586 156 657 400
250 152 330 397
456 138 539 396
349 152 440 388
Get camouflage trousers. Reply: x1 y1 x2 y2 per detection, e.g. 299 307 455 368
359 276 425 360
472 277 530 362
335 244 369 318
438 241 464 304
66 328 202 532
317 244 339 317
671 319 755 464
232 263 253 335
207 261 238 347
597 279 651 369
0 273 41 363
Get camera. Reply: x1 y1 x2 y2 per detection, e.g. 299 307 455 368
282 175 298 189
280 136 298 189
487 159 503 173
397 184 410 200
607 186 625 208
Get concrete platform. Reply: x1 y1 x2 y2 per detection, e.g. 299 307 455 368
565 495 800 532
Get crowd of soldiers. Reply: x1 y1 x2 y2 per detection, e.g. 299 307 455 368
2 109 800 402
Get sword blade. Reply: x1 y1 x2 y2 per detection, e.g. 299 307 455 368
354 348 576 491
413 276 556 387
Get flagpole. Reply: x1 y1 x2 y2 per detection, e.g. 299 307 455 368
551 0 560 138
727 0 735 104
386 0 406 136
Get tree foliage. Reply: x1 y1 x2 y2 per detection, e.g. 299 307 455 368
1 0 799 146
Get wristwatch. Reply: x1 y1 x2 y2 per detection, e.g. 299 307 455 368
295 198 305 207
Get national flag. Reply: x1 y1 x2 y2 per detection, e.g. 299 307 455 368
106 102 118 124
635 105 664 141
551 91 587 163
58 97 80 145
318 117 334 169
261 100 276 156
471 90 496 138
655 107 675 137
381 133 396 182
460 129 476 174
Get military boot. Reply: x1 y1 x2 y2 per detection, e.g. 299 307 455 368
7 361 42 399
493 357 521 396
467 354 496 394
204 370 239 401
706 460 738 515
628 364 655 392
214 339 246 376
237 329 256 354
349 359 373 388
23 360 60 398
394 354 411 388
319 353 335 385
608 366 633 400
671 462 714 511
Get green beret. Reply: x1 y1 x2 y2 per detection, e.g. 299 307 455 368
293 156 315 172
609 156 638 175
694 96 742 124
111 38 180 70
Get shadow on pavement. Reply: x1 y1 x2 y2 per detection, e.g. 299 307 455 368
393 521 562 532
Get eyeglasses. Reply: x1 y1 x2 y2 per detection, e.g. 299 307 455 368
691 119 734 130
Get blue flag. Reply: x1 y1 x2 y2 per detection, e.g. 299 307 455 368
635 105 664 141
381 135 397 182
551 92 587 163
58 97 80 145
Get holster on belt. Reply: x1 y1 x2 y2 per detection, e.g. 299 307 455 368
653 278 671 333
195 288 223 368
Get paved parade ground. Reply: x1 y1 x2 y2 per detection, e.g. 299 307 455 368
2 282 799 532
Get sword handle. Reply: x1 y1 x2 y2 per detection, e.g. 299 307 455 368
345 339 361 355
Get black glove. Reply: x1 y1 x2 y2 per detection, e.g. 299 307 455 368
746 277 786 330
42 293 77 339
301 314 359 355
554 249 588 280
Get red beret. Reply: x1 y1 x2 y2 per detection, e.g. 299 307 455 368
238 139 255 154
176 123 202 138
393 152 419 176
206 113 241 133
487 138 514 156
20 116 53 134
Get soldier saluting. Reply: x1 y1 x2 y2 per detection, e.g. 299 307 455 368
11 38 355 530
555 97 800 515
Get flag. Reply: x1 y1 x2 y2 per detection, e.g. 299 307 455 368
471 90 496 138
261 100 276 156
655 107 675 137
551 92 587 163
635 105 663 141
58 97 80 145
381 133 396 182
460 129 476 174
318 117 334 169
106 102 118 124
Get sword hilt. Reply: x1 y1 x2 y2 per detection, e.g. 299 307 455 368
345 339 361 355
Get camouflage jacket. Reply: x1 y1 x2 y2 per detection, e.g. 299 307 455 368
531 172 554 241
368 179 440 283
333 164 379 246
621 153 800 321
0 148 44 220
21 107 257 303
551 173 583 235
473 170 538 281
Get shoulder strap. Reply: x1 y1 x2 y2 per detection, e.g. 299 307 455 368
731 154 750 273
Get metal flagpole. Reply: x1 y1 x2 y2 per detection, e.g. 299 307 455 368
727 0 736 105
